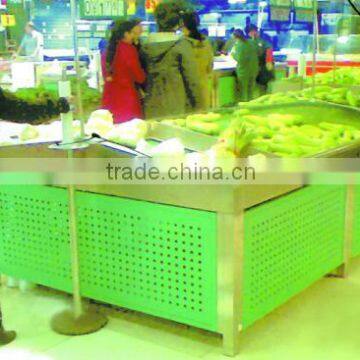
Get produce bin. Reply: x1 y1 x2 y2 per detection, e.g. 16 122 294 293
0 141 355 356
153 101 360 158
0 183 349 355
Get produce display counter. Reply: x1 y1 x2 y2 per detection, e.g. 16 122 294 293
0 139 358 356
213 59 237 108
212 58 292 108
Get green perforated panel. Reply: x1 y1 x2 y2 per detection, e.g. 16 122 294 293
243 185 346 329
353 185 360 257
0 186 72 292
0 185 218 332
76 191 218 331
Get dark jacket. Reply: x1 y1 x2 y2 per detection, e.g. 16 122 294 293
252 38 275 86
141 33 202 119
0 88 65 124
232 39 259 79
183 36 214 111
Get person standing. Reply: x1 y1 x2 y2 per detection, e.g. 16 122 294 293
231 29 259 102
245 24 274 91
141 1 201 119
16 22 44 61
102 20 146 123
222 28 236 55
182 11 214 111
0 305 16 346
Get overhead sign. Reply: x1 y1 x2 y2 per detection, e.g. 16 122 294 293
293 0 312 9
1 14 15 27
269 0 291 22
294 0 313 23
79 0 125 19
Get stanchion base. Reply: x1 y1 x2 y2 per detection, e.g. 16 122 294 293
49 139 91 151
51 309 108 336
0 330 16 345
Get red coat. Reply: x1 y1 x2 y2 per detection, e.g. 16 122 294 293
102 41 146 123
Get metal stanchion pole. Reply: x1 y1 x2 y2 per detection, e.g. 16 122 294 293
50 0 108 334
71 0 85 138
49 0 89 150
311 0 318 100
68 178 83 319
51 150 108 335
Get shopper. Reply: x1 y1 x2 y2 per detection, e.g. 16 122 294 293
231 29 259 102
16 22 44 61
130 18 144 51
0 304 16 346
102 20 146 123
222 28 236 55
182 11 214 111
0 87 69 123
245 24 275 91
99 22 116 83
141 1 201 119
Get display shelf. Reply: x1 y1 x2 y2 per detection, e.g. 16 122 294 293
0 185 218 332
0 182 352 356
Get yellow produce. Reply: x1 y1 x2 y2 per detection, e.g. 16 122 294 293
233 108 251 116
186 112 222 123
186 119 221 135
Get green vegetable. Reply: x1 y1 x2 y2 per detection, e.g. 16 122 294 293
186 119 221 135
346 90 359 108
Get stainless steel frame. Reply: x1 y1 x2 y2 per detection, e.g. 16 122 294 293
217 211 244 356
0 141 358 357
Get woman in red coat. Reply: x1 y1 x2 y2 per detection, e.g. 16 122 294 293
102 20 146 123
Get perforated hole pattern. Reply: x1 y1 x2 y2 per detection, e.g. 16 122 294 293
0 186 217 332
243 185 346 329
0 186 71 292
0 185 348 333
353 185 360 257
76 191 217 330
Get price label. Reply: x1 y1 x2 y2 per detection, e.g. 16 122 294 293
127 0 136 15
270 7 291 22
269 0 291 22
1 14 15 27
294 8 313 22
145 0 160 14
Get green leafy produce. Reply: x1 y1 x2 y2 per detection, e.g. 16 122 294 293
217 124 256 156
305 68 360 87
346 90 360 108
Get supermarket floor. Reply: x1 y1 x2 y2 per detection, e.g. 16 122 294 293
1 259 360 360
